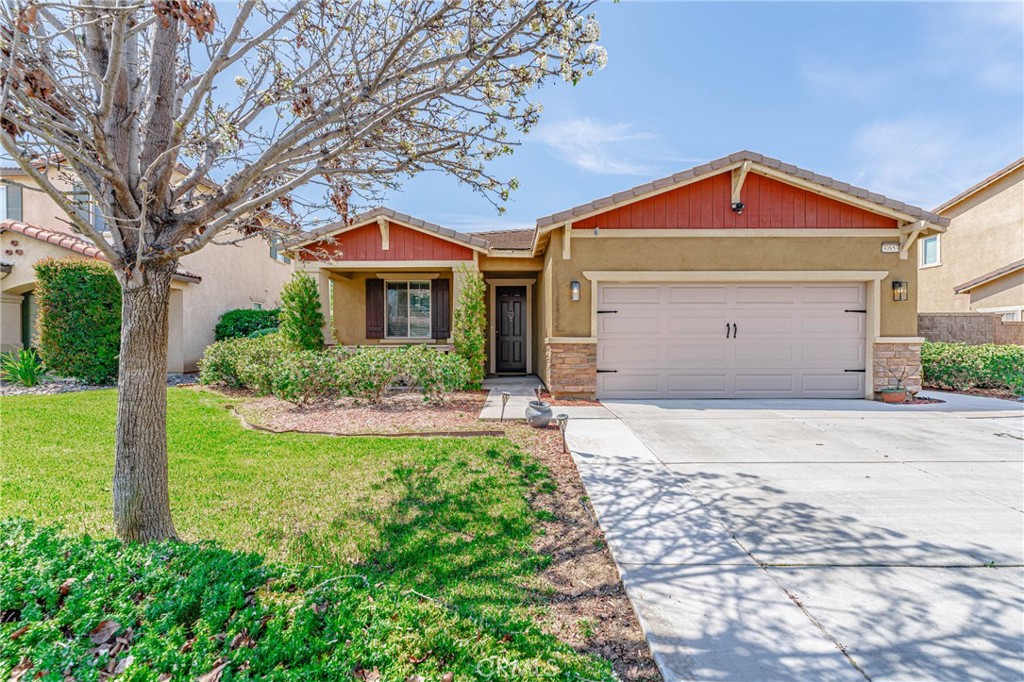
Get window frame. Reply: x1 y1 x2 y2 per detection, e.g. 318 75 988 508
269 240 291 264
384 279 432 340
919 234 941 268
2 184 23 221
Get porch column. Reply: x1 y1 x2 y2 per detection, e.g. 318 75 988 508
316 270 334 345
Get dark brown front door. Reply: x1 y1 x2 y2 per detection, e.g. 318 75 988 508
496 286 527 373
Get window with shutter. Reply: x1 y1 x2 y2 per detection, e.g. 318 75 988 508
431 278 450 339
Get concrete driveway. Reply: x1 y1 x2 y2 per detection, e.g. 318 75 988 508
565 392 1024 682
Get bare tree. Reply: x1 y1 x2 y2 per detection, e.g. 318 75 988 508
0 0 604 541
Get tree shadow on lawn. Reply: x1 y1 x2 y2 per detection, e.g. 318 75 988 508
290 440 559 634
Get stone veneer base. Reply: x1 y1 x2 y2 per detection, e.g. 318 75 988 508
545 342 597 398
873 341 923 396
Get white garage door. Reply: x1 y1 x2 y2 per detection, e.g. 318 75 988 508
596 282 867 399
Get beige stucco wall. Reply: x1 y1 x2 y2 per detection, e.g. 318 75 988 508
918 167 1024 313
544 231 920 338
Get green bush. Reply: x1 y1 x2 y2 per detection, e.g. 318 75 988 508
452 265 487 388
400 344 473 403
198 332 288 393
214 307 280 341
0 519 614 682
279 273 324 351
33 258 121 384
270 350 345 405
338 346 405 403
922 341 1024 394
0 348 45 387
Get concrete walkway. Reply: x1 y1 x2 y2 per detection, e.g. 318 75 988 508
478 375 614 420
566 392 1024 682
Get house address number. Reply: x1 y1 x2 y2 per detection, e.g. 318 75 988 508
881 242 901 253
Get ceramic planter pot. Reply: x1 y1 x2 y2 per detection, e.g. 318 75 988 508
525 400 553 428
878 388 908 404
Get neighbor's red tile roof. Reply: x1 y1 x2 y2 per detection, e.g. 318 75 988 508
0 219 201 282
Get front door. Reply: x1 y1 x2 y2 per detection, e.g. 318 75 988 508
496 286 527 373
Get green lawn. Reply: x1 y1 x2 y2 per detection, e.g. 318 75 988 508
0 389 612 681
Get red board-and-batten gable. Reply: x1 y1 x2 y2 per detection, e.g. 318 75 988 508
571 171 898 230
299 222 475 261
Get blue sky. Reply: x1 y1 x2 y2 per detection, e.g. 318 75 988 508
396 1 1024 232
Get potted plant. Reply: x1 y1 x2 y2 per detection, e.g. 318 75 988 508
875 364 910 404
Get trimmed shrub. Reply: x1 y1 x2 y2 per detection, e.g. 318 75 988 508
270 350 345 405
400 344 473 403
279 273 324 351
452 265 487 388
922 342 1024 394
214 307 280 341
198 332 288 393
339 346 405 403
33 257 121 384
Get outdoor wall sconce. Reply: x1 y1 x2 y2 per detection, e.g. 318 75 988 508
892 280 909 302
570 280 581 302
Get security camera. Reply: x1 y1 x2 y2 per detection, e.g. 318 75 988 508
731 202 745 214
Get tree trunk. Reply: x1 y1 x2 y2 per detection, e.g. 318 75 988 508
113 260 178 542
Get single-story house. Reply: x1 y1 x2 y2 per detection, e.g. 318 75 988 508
288 151 948 400
1 163 293 372
918 157 1024 320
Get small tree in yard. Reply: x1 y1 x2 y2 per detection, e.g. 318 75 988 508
453 266 487 388
1 0 604 541
279 273 324 351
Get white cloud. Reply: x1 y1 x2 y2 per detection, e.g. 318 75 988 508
849 116 1018 209
534 117 662 175
922 3 1024 94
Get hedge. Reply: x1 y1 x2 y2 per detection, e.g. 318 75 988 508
921 342 1024 394
213 307 280 341
199 335 472 404
33 257 121 384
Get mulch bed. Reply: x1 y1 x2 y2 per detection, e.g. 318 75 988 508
214 386 661 681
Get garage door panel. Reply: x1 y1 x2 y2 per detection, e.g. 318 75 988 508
667 373 729 394
802 284 865 305
734 342 795 363
599 342 660 365
667 315 730 336
595 282 866 399
802 372 864 394
801 314 865 335
600 285 661 305
599 314 661 336
735 285 796 304
802 341 864 364
667 285 728 305
666 343 729 364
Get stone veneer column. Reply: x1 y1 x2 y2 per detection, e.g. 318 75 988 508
545 342 597 398
873 338 923 396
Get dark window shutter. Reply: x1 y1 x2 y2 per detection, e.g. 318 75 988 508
366 278 384 339
431 278 451 339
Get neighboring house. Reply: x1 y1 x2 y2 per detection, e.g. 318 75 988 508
288 151 948 399
918 157 1024 321
0 164 293 372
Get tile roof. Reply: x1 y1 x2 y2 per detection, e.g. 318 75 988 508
0 219 201 282
468 228 534 250
535 150 950 229
954 258 1024 294
934 157 1024 214
297 206 490 250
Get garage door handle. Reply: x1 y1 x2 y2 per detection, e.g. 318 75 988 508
596 369 617 373
597 310 618 314
732 323 737 338
844 369 866 373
